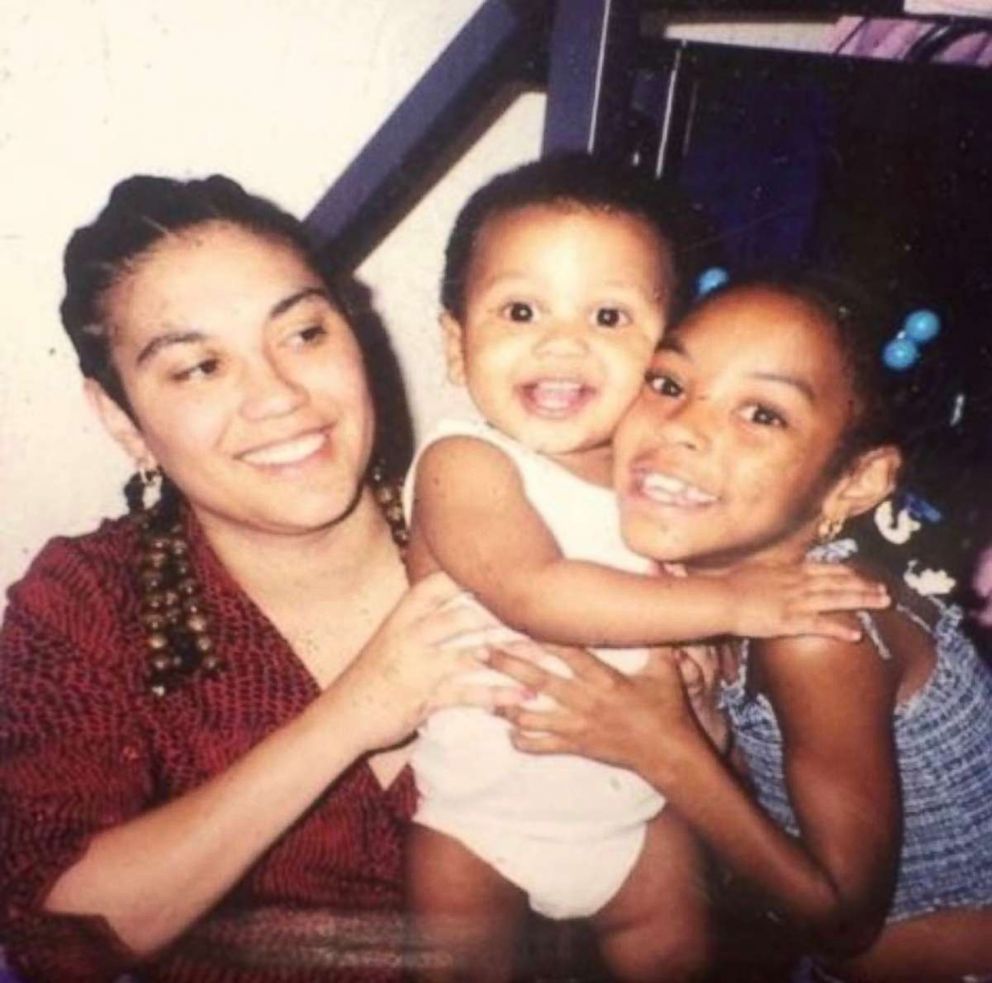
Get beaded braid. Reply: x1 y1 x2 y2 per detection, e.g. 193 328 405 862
125 465 409 696
125 471 220 696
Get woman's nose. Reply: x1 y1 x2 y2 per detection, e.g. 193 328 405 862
239 357 307 420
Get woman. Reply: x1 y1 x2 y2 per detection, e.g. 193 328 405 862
0 175 507 982
489 277 992 982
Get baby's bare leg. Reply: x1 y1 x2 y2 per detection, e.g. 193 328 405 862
407 823 528 982
593 810 711 982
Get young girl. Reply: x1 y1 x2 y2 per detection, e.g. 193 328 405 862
490 275 992 982
405 158 887 980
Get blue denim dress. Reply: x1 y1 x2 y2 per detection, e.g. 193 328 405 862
723 549 992 923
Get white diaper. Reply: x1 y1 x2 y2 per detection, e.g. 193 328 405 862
416 806 648 920
412 702 663 918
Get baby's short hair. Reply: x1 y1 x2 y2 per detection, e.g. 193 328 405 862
441 154 691 319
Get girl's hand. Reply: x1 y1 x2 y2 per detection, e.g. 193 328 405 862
332 573 522 752
485 644 701 778
724 561 889 642
673 643 731 753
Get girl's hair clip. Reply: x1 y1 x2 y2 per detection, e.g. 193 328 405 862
882 308 941 371
902 490 943 525
696 266 729 298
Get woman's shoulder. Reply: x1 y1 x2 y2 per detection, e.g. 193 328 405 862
5 514 140 633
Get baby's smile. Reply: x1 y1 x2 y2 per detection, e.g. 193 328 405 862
517 377 597 418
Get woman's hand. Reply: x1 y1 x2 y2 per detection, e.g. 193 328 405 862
331 572 523 752
485 644 704 779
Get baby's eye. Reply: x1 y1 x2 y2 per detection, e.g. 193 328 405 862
593 306 630 329
644 370 682 398
500 301 536 323
743 403 787 428
172 357 220 383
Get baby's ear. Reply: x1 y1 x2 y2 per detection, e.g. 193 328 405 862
825 445 903 524
84 379 157 472
440 311 467 386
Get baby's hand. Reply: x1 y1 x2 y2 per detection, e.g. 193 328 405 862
725 561 889 642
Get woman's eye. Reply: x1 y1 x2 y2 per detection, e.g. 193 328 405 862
172 358 220 382
292 324 328 346
644 371 682 398
501 301 535 323
594 306 629 328
744 403 786 428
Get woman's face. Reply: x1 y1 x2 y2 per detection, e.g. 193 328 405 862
613 286 857 570
98 221 375 538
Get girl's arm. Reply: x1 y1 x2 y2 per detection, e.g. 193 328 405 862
413 437 887 647
42 574 502 959
489 635 901 956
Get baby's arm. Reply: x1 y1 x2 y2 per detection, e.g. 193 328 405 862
411 436 886 648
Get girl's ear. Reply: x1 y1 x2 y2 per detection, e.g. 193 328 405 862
822 445 903 527
440 311 467 386
84 379 157 472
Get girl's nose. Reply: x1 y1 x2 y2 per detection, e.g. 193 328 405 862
660 401 712 451
239 357 307 420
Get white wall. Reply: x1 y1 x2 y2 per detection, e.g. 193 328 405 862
1 0 833 600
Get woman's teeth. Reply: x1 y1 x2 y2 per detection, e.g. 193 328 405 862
639 471 716 506
240 432 326 466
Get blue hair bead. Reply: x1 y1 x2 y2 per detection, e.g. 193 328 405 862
903 491 943 524
883 336 919 371
696 266 729 297
903 308 941 344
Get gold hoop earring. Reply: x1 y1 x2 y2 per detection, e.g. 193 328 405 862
816 516 844 545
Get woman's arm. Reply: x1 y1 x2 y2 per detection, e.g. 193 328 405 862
413 437 888 647
489 636 902 956
40 574 502 959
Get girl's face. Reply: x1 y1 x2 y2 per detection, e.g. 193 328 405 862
94 221 376 539
443 204 670 474
614 286 858 570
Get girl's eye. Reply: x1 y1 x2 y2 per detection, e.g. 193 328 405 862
594 306 629 328
644 370 683 398
501 301 535 323
743 403 787 428
172 358 220 383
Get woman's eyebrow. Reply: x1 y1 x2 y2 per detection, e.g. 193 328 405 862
135 330 205 366
134 289 331 366
268 286 330 320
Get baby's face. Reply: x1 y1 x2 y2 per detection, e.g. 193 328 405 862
444 203 670 460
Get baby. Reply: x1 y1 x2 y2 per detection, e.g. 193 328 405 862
404 156 886 980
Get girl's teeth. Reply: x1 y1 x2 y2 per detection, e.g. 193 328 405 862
241 432 326 466
640 472 716 506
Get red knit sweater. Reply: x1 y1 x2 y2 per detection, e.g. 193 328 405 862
0 514 415 982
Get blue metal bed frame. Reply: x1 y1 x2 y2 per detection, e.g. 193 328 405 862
305 0 927 266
